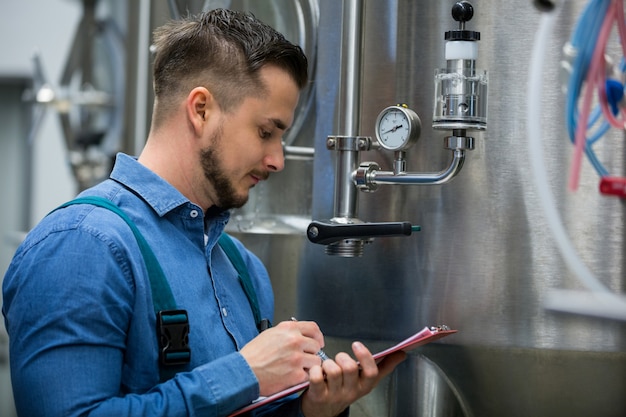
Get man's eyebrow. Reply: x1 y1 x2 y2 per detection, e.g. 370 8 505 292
270 118 288 131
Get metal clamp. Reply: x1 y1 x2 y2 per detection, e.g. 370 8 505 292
354 161 380 192
326 135 373 151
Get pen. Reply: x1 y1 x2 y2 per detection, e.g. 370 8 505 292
291 317 330 362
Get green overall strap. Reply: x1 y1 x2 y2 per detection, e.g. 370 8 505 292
54 196 190 380
218 233 268 331
52 198 266 379
56 196 177 313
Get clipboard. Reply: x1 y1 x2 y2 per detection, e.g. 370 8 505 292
228 325 456 416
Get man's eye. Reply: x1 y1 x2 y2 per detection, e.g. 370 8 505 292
259 130 272 139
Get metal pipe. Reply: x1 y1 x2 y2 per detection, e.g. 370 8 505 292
333 0 365 220
283 145 315 159
133 0 151 156
372 149 466 185
338 0 364 136
333 137 362 218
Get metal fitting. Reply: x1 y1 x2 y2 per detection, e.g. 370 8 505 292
444 135 475 150
327 135 372 151
354 162 380 192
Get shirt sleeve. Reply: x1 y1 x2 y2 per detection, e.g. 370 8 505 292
2 222 260 417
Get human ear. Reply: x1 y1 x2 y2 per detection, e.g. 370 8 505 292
186 87 213 134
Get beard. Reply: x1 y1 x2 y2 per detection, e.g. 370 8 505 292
200 127 249 210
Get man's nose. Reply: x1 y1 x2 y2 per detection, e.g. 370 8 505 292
265 140 285 172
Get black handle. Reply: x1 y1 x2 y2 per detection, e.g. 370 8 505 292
452 1 474 23
307 220 416 245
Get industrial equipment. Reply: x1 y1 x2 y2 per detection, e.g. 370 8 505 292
23 0 126 191
295 1 626 416
306 1 488 257
11 1 624 416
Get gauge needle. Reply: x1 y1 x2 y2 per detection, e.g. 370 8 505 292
383 124 403 134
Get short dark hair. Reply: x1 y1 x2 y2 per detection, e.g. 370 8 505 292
151 8 308 123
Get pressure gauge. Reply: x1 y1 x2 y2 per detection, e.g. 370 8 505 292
375 105 421 151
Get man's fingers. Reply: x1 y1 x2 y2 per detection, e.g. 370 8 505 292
289 320 325 347
376 350 407 379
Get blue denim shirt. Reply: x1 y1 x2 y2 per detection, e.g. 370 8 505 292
2 153 302 417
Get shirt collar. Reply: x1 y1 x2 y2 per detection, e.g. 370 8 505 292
109 153 230 226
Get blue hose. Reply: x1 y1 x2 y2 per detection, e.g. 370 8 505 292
565 0 613 177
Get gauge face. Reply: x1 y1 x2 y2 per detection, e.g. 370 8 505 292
375 106 421 151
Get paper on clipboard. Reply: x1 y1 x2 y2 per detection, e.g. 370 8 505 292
228 325 456 416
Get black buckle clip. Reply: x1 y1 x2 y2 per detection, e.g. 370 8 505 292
157 309 191 366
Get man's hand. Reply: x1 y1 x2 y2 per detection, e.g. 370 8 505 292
240 320 325 396
301 341 407 417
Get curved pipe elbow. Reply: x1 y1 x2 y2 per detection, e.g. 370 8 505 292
372 149 466 186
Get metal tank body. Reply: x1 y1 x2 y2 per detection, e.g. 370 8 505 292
229 0 626 416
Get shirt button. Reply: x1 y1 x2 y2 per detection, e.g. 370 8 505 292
190 209 199 218
222 308 228 317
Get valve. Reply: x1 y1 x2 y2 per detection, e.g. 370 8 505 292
307 0 486 257
433 0 487 132
307 220 419 245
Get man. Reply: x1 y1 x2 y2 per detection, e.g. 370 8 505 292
2 9 405 417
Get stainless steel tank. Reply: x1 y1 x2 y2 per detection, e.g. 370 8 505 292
228 0 626 416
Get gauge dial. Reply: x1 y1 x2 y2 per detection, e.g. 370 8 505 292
375 105 421 151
